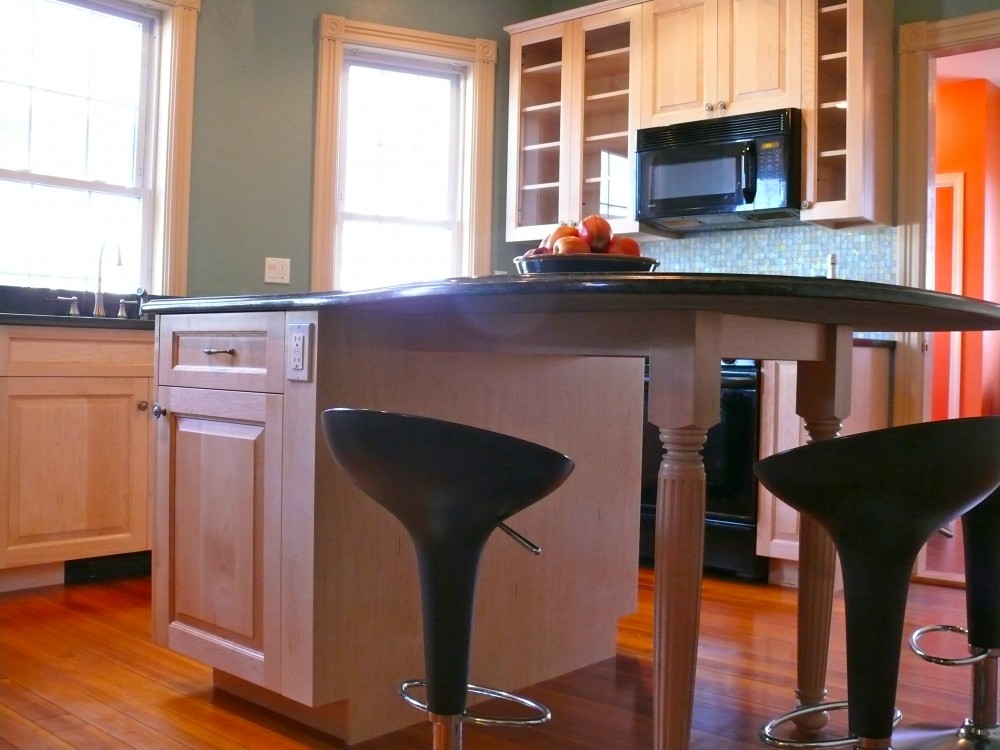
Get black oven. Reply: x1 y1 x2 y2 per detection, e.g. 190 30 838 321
639 359 767 580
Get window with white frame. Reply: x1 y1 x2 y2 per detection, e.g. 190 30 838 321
336 53 462 291
312 16 496 292
0 0 199 296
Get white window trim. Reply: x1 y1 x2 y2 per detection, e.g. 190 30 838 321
147 0 200 296
312 15 496 291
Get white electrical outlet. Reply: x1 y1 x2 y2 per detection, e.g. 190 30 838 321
265 257 291 284
287 322 312 381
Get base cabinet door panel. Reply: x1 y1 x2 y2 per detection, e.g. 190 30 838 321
154 385 282 690
0 376 150 568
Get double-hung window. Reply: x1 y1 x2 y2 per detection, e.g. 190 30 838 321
312 16 496 291
336 54 463 291
0 0 199 295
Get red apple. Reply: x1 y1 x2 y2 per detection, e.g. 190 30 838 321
553 235 592 254
607 235 642 256
578 214 612 252
542 223 579 250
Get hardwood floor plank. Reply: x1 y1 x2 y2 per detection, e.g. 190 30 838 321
0 570 979 750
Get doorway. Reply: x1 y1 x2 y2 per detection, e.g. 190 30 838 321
897 11 1000 585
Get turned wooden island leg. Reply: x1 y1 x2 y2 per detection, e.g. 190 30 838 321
653 425 708 750
792 327 853 731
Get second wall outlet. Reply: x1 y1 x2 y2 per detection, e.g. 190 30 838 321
265 257 291 284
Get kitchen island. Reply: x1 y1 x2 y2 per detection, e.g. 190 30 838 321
145 273 1000 749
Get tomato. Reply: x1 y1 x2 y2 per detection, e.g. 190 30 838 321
607 235 642 256
542 223 579 250
553 235 592 254
578 214 612 252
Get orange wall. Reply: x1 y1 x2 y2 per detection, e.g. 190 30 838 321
935 80 1000 415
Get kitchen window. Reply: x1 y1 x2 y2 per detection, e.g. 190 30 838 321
311 16 496 291
336 55 462 291
0 0 199 296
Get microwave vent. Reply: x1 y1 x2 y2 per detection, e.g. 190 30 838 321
637 108 799 151
746 209 800 222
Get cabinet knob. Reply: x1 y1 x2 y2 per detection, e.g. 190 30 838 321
801 200 813 210
152 403 167 419
704 102 714 111
717 100 727 110
137 400 149 411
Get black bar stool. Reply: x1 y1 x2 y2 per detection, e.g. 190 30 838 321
754 417 1000 750
894 486 1000 750
321 408 574 750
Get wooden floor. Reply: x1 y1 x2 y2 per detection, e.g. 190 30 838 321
0 568 975 749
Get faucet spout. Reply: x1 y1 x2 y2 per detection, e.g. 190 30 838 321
94 242 122 317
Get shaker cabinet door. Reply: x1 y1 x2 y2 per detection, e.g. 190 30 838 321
0 376 150 568
153 385 283 690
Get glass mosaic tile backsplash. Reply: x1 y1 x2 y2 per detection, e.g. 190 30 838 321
641 224 897 283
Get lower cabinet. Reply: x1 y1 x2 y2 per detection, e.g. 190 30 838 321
756 343 893 567
151 310 645 744
0 326 152 570
152 385 283 690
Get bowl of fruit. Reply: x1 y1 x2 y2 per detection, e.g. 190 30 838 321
513 215 660 274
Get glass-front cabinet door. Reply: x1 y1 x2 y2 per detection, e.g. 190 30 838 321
506 6 640 244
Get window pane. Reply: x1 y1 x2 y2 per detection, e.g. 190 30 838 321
0 0 153 292
0 178 141 290
342 63 455 220
339 219 454 291
0 82 30 170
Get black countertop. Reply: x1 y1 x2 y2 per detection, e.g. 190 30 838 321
0 312 154 330
141 273 1000 334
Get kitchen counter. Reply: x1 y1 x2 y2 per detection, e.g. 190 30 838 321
0 313 154 330
145 273 1000 750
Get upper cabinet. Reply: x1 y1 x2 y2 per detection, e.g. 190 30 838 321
506 5 641 243
799 0 893 227
640 0 801 127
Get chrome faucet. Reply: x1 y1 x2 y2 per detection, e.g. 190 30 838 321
94 241 122 317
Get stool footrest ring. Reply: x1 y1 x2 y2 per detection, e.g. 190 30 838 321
909 624 989 666
399 679 551 727
760 700 902 749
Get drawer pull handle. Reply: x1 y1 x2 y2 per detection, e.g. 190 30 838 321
152 403 167 419
203 347 236 356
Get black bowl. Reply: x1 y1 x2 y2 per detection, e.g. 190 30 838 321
513 253 660 274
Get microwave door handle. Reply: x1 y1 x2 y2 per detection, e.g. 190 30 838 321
741 142 757 204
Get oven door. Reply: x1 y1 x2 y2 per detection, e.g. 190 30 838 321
636 139 756 220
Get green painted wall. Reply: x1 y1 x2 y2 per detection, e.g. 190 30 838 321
185 0 998 295
187 0 551 295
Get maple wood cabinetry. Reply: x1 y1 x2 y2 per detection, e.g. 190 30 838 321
506 5 641 242
152 312 285 690
151 308 641 744
0 325 152 570
799 0 893 227
640 0 801 127
756 343 893 571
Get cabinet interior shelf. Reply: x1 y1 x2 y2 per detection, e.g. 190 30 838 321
523 101 560 114
820 51 847 62
521 182 560 191
819 149 848 158
820 101 848 110
523 60 562 75
523 141 560 152
820 2 848 12
584 131 627 144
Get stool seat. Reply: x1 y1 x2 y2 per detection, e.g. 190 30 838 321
755 417 1000 748
321 408 574 747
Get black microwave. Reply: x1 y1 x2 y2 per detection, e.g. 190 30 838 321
635 108 801 233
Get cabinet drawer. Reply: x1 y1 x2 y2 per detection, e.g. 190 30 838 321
0 326 152 377
157 312 285 392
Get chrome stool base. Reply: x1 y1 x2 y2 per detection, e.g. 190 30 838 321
760 701 902 749
890 722 1000 750
400 678 551 725
905 628 999 750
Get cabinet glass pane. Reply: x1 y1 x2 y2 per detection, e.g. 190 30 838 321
815 1 848 202
518 37 562 227
581 21 630 220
